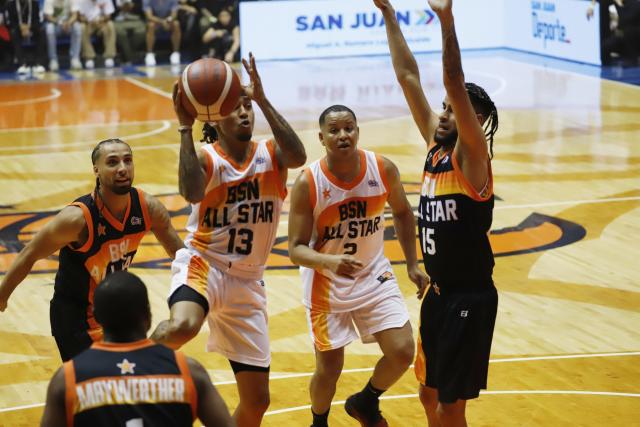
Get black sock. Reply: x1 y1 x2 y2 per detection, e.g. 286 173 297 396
311 408 329 427
359 379 386 406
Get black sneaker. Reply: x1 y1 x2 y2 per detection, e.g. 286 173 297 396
344 393 388 427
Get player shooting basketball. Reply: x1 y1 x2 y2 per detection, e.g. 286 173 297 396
151 53 306 427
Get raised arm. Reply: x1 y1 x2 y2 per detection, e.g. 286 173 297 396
0 206 86 312
374 0 439 144
40 367 66 427
144 192 184 259
173 82 208 203
187 356 235 426
382 157 429 298
242 53 307 169
287 172 363 277
430 0 489 190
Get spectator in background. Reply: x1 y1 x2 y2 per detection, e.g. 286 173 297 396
143 0 181 66
43 0 82 71
201 5 238 62
114 0 146 65
177 0 199 61
588 0 640 65
4 0 47 74
78 0 116 69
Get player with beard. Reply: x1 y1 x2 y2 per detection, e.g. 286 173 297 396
375 0 500 425
0 138 184 361
150 53 306 427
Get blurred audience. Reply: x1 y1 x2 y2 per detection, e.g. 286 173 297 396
44 0 82 71
143 0 181 66
114 0 146 65
78 0 116 69
4 0 47 74
201 3 238 62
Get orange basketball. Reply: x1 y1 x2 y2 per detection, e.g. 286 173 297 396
178 58 242 123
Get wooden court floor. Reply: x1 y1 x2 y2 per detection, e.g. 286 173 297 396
0 53 638 426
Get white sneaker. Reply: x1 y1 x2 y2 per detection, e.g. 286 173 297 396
70 57 82 70
17 64 29 75
170 51 181 65
145 52 156 67
32 65 46 74
104 58 115 68
49 59 59 72
85 59 95 69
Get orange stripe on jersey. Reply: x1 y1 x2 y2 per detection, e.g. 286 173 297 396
310 310 333 351
375 154 390 192
422 170 462 197
96 192 131 232
136 188 152 232
314 193 388 237
63 361 77 426
414 333 427 385
451 154 494 201
175 351 198 419
304 168 317 211
213 141 258 171
186 254 210 299
319 150 367 190
91 338 156 352
310 271 331 312
69 202 94 253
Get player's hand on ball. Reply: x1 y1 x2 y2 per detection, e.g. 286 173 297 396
325 254 364 279
241 52 266 104
407 262 430 299
172 82 195 127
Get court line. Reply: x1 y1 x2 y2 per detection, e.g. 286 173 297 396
0 89 61 107
0 119 170 134
0 121 172 157
264 390 640 416
0 351 637 414
124 76 172 99
494 196 640 210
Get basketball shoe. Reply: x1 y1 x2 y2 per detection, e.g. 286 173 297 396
345 392 388 427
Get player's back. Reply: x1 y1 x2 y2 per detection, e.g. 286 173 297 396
65 339 196 426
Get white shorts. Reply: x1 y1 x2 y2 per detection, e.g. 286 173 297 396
169 248 270 368
306 292 410 352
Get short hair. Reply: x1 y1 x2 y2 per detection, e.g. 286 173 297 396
465 82 499 159
93 271 150 336
319 105 357 127
91 139 130 165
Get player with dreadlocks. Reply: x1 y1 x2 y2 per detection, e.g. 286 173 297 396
374 0 499 426
0 138 183 361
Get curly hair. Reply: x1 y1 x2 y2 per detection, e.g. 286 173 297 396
465 82 499 159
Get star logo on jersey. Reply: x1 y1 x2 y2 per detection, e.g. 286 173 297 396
433 282 441 295
97 223 106 236
116 358 136 375
322 188 331 199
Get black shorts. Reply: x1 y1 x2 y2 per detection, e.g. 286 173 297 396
419 284 498 403
50 296 93 361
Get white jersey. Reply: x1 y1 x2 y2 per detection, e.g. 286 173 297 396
301 149 398 313
184 139 286 280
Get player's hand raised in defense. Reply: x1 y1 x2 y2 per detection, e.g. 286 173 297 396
172 82 195 127
427 0 452 15
372 0 393 11
241 52 266 104
407 262 430 299
324 255 364 279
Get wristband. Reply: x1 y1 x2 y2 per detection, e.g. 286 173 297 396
178 125 192 133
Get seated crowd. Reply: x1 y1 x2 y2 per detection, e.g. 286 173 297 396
0 0 240 74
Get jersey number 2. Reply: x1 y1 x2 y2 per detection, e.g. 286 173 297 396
227 228 254 255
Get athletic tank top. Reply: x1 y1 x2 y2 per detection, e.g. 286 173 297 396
417 145 494 290
64 339 196 426
54 188 151 339
301 150 398 312
184 139 286 280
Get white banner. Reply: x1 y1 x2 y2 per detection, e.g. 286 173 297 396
240 0 599 65
240 0 503 60
505 0 600 65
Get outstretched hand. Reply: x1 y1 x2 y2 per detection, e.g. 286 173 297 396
372 0 392 11
407 263 430 299
241 52 266 104
427 0 452 14
172 82 195 127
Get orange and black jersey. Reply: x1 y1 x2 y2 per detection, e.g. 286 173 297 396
63 339 197 427
53 188 151 339
417 145 494 289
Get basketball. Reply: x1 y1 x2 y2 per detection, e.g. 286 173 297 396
178 58 243 122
